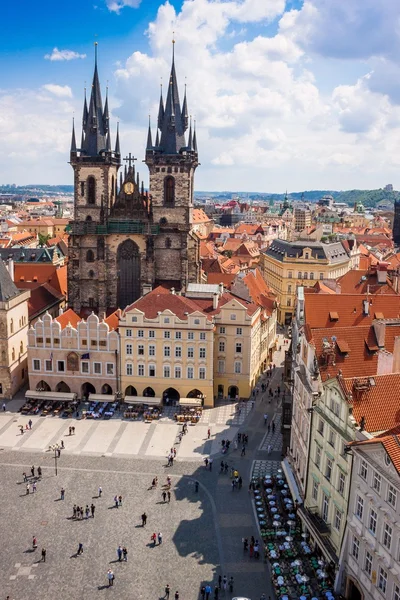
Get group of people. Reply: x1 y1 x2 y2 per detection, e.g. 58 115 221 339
23 465 42 494
72 503 95 519
243 535 261 559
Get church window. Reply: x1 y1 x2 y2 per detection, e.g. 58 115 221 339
86 215 92 222
88 297 95 308
88 270 94 278
156 168 160 173
167 167 172 174
86 250 95 263
80 182 85 197
180 167 184 173
161 168 165 172
87 176 96 205
165 238 172 249
164 176 175 207
111 175 115 201
174 167 178 173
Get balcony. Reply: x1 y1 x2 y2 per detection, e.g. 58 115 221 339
67 221 160 236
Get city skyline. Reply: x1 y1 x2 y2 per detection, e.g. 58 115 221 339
1 0 399 191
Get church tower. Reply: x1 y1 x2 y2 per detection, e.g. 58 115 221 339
145 43 201 288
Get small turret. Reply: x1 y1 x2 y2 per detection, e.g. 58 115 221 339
146 116 153 150
115 122 121 156
70 118 77 156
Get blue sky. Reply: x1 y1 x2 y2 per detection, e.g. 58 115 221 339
0 0 399 191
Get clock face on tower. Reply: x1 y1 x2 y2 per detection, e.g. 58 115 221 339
124 182 134 195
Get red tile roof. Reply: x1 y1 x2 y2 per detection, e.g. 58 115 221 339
27 283 63 319
206 273 237 287
192 208 211 223
336 269 397 295
125 286 213 320
235 223 264 235
242 269 276 314
104 311 119 331
351 424 400 474
55 308 81 330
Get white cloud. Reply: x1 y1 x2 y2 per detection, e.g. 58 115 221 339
42 84 73 98
106 0 141 13
44 48 86 61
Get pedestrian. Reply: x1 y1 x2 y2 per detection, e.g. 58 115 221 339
98 486 102 497
204 457 209 469
69 426 72 436
241 445 246 456
31 465 35 478
57 448 61 458
267 423 271 433
152 477 158 488
73 505 77 519
19 425 24 435
80 506 84 520
267 444 272 455
91 503 95 517
77 543 83 555
114 495 119 508
272 421 275 433
231 480 236 491
28 419 32 429
205 584 212 599
107 569 114 586
61 440 64 449
174 592 179 600
162 491 167 503
2 402 5 411
209 458 213 471
207 428 211 439
60 487 65 500
72 426 75 435
238 476 242 489
166 476 171 487
224 462 228 474
194 481 199 493
37 466 42 479
23 471 27 482
214 587 219 599
32 481 37 493
167 491 171 503
264 414 268 425
118 494 122 506
117 545 122 561
26 483 30 495
218 574 222 590
243 537 248 551
76 506 80 519
173 448 176 457
220 460 224 473
254 541 260 559
122 546 128 561
32 536 37 549
164 584 170 599
151 532 157 546
229 577 234 593
222 575 227 592
158 531 163 545
41 547 46 562
142 512 147 526
249 542 254 558
201 586 206 600
85 505 90 519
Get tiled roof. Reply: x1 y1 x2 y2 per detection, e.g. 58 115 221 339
304 294 400 329
242 269 276 313
125 286 213 320
206 273 236 287
355 234 393 248
235 223 264 235
342 373 400 434
55 308 81 330
222 238 243 252
104 311 119 331
192 209 210 223
190 291 259 317
28 283 63 319
336 269 397 295
351 424 400 474
200 241 217 259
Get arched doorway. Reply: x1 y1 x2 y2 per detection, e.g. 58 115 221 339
346 578 363 600
187 389 202 399
125 385 137 397
36 380 51 392
101 383 113 395
163 387 180 403
117 239 141 310
81 382 96 399
228 385 239 399
56 381 71 393
143 386 155 398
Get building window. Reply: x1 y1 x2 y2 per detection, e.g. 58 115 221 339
360 459 368 480
126 363 133 376
310 272 314 280
10 318 13 334
126 344 133 355
149 330 155 338
200 332 206 340
138 364 144 376
106 364 114 375
138 330 144 338
199 347 206 359
320 273 323 280
236 327 242 335
175 331 182 340
378 566 387 595
317 419 324 435
364 550 372 577
45 360 52 372
149 345 155 357
234 361 242 374
219 327 226 334
388 485 397 508
149 365 156 377
81 362 89 374
187 366 194 379
219 341 225 352
338 472 346 496
325 457 333 482
187 347 194 358
138 345 144 356
393 584 400 600
315 446 321 469
328 429 336 448
94 362 101 375
218 360 225 373
351 536 359 560
175 346 182 358
322 493 329 522
163 365 170 378
86 249 95 262
330 397 340 416
383 523 392 550
230 314 236 321
126 329 132 337
33 359 40 371
298 271 302 279
199 367 206 380
333 507 342 531
175 366 181 378
165 237 172 248
287 298 291 307
164 318 170 324
235 342 242 353
372 471 381 494
164 346 171 358
288 271 293 278
368 508 377 534
131 316 137 322
164 331 170 339
303 272 308 280
312 480 319 502
355 495 364 520
87 176 96 205
164 176 175 207
188 332 194 340
57 360 65 372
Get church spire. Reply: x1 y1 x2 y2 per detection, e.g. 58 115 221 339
193 119 198 153
187 116 192 150
115 122 120 155
82 87 88 129
70 118 77 155
103 86 110 134
157 83 164 130
158 40 186 154
81 42 108 157
146 115 153 150
155 129 160 147
181 83 188 131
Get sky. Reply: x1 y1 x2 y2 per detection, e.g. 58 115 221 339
1 0 400 192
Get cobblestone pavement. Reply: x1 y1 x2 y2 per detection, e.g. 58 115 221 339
1 332 289 600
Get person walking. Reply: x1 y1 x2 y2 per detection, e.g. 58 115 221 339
26 483 30 495
37 466 42 479
31 466 35 478
141 512 147 526
264 414 268 425
32 536 37 549
231 480 236 491
241 445 246 457
85 505 90 519
162 491 167 503
194 481 199 493
2 402 5 411
32 482 37 493
118 494 122 506
122 546 128 561
98 486 102 498
267 423 271 433
41 548 46 562
117 545 123 561
151 532 157 546
167 490 171 503
218 575 222 590
201 586 206 600
238 476 242 490
214 586 219 599
91 503 95 517
107 569 114 586
77 543 83 555
267 444 272 455
28 419 33 429
174 592 179 600
114 495 119 508
164 584 170 599
209 458 213 471
60 487 65 500
272 421 275 433
205 584 212 599
158 532 163 545
204 457 209 469
207 428 211 439
222 576 227 593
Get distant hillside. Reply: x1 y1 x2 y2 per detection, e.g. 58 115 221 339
332 189 399 208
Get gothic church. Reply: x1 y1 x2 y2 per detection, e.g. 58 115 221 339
67 46 201 314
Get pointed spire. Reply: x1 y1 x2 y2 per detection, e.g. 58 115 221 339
159 40 186 154
193 119 198 153
137 171 140 188
155 129 160 147
80 129 85 152
70 118 77 154
146 115 153 150
81 42 107 157
181 83 188 131
187 116 192 150
157 83 164 130
115 122 120 155
106 130 111 152
82 87 88 128
103 86 109 134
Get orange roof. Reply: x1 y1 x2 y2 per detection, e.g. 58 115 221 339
352 424 400 474
206 273 236 288
242 269 276 314
222 238 243 252
125 286 213 321
104 310 119 331
190 290 259 317
27 283 63 319
11 231 36 243
192 209 210 223
342 374 400 434
336 269 397 295
200 241 217 259
304 294 400 330
55 308 81 330
235 223 264 235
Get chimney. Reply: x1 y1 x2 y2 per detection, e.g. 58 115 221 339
171 287 175 295
393 336 400 373
219 283 224 296
363 299 369 316
7 258 14 281
377 262 388 284
213 293 219 310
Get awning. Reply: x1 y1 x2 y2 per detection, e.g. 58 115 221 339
124 396 162 406
281 458 303 505
88 393 116 403
298 505 339 565
179 397 203 407
25 390 77 402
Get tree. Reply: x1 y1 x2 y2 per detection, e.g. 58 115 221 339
38 233 51 247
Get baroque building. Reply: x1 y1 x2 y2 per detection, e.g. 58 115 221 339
68 44 201 315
